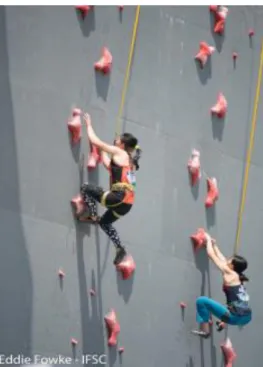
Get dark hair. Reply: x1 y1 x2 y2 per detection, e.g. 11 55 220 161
231 255 249 282
120 133 138 150
120 133 141 171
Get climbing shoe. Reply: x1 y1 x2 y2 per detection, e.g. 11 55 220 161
113 246 127 265
191 330 210 339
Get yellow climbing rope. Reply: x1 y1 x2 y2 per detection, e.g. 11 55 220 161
234 39 263 254
115 5 141 136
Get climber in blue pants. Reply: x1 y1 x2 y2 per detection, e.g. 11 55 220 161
192 233 252 338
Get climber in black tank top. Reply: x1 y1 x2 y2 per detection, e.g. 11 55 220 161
191 233 252 339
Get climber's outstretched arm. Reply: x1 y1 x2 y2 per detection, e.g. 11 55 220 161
205 233 229 274
211 238 227 262
100 151 110 170
83 113 123 156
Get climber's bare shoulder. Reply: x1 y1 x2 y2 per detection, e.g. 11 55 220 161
112 150 130 167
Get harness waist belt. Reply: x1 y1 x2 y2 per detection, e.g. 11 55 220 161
111 182 134 192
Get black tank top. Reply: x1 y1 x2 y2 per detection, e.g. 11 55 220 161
223 284 251 316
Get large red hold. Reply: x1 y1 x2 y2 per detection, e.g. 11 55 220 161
104 309 120 346
188 149 201 186
221 338 237 367
71 194 85 216
211 93 227 118
68 108 82 144
75 6 93 18
94 47 113 74
87 144 101 170
190 228 206 252
210 6 228 34
205 177 219 208
116 254 136 280
195 41 215 68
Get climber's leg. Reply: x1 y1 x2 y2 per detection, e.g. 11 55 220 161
99 203 132 265
79 183 105 221
192 296 231 338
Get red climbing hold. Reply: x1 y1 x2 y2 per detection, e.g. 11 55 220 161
75 6 92 18
232 52 238 60
104 309 120 347
209 5 218 13
180 302 187 309
188 149 201 186
68 108 82 145
249 28 255 37
87 144 101 170
209 319 213 325
195 41 215 68
71 194 85 216
94 47 113 74
221 338 237 367
89 288 96 296
211 6 228 35
118 347 124 353
190 228 206 252
211 93 227 118
118 6 124 10
205 177 219 208
71 338 78 345
58 269 65 277
116 254 136 280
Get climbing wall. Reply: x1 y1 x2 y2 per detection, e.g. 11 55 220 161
0 5 263 367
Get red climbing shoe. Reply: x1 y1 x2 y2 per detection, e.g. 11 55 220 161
71 194 85 216
94 47 113 74
116 254 136 279
205 177 219 207
68 108 82 144
195 41 215 68
87 144 101 169
216 320 226 332
211 92 227 118
190 228 207 252
221 338 237 367
104 309 120 346
188 149 201 186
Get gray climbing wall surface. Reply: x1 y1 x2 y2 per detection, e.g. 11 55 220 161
0 5 263 367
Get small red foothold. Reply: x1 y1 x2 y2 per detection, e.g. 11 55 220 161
104 309 120 347
187 149 201 186
75 6 92 18
118 347 124 353
205 177 219 208
116 254 136 280
195 41 215 68
118 6 124 10
94 47 113 74
68 108 82 145
87 144 101 170
211 92 227 118
71 338 78 345
190 228 206 252
209 319 213 325
221 338 237 367
232 52 238 60
248 28 254 37
71 194 85 216
89 288 96 296
58 269 65 277
180 302 187 309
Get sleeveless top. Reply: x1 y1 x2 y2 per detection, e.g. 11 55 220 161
109 159 136 205
223 284 252 316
